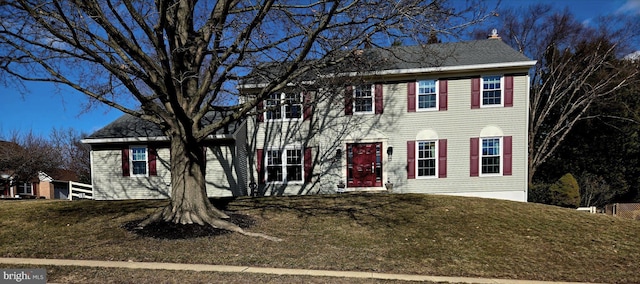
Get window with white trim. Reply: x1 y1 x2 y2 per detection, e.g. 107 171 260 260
417 140 437 177
131 146 148 176
481 137 501 175
266 147 303 183
353 84 374 113
482 76 502 106
417 80 437 110
17 182 32 195
265 92 302 120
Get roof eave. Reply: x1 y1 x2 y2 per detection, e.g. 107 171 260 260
239 61 537 89
334 60 538 78
81 134 236 145
81 136 170 144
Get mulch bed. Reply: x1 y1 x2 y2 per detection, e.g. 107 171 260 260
122 212 255 240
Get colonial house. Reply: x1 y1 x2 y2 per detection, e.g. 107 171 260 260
83 36 536 202
243 37 535 201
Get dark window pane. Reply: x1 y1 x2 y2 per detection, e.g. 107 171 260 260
132 161 147 175
286 165 302 181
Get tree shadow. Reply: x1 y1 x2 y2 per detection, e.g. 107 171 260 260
122 211 255 240
231 193 432 229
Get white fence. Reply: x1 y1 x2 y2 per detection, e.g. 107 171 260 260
576 206 597 214
69 181 93 200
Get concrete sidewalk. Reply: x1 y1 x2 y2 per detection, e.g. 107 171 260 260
0 257 599 284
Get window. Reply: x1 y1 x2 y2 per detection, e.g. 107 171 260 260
417 141 437 177
418 80 437 110
17 182 32 195
408 80 447 112
482 76 502 106
470 135 511 177
346 84 383 115
265 92 302 120
131 147 148 176
122 146 157 177
284 93 302 119
266 150 282 182
265 93 282 120
353 84 373 113
481 138 501 175
266 147 303 183
408 139 446 179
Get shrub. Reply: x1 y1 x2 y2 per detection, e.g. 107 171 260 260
528 183 550 204
548 173 581 208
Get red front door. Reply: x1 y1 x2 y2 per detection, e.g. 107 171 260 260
347 143 382 187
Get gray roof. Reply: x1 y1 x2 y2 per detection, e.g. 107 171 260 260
85 112 242 140
364 39 533 70
243 39 533 85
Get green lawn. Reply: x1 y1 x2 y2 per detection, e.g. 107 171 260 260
1 193 639 283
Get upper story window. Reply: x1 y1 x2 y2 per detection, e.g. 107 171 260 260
353 84 374 113
408 80 447 112
265 93 282 120
266 147 303 183
482 76 503 107
345 84 383 115
481 137 501 175
131 146 148 176
265 92 302 121
418 80 437 110
417 140 437 177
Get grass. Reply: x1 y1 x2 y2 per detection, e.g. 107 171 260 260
1 193 640 283
0 264 424 284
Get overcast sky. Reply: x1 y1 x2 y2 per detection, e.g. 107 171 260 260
1 0 639 139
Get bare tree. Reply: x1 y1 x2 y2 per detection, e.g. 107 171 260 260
0 131 63 184
0 0 490 239
486 5 640 184
51 128 91 183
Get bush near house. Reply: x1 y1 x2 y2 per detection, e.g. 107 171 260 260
548 173 581 208
528 183 550 204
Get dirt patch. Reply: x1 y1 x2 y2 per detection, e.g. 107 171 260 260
122 212 255 240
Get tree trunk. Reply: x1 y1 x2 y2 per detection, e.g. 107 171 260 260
137 134 281 241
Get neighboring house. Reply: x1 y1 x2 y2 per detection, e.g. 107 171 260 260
38 169 80 199
242 36 536 201
0 174 38 199
1 140 22 198
81 113 248 200
1 140 80 199
83 36 535 202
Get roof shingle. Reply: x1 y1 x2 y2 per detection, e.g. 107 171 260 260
85 112 242 140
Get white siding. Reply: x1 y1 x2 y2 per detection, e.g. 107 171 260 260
248 69 530 201
205 145 241 197
91 148 171 200
91 142 246 200
386 74 528 199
